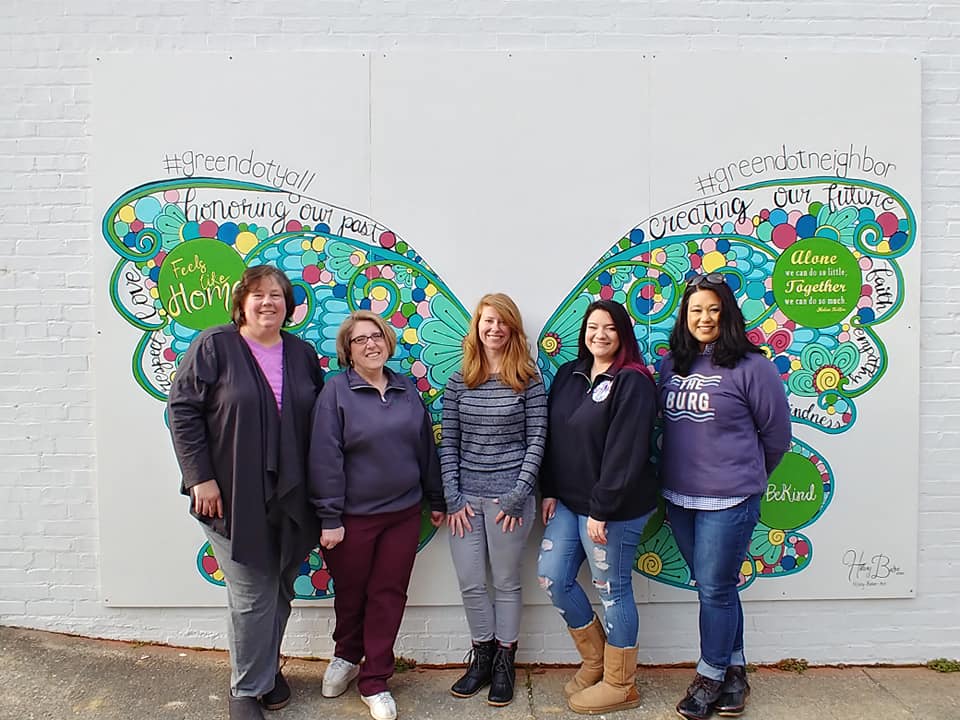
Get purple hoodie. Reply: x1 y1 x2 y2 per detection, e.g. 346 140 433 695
658 350 792 497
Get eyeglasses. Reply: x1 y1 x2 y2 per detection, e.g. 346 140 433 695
349 331 385 346
687 272 727 289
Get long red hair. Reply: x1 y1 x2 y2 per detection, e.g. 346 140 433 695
462 293 538 393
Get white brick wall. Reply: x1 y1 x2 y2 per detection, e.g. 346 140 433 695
1 0 957 665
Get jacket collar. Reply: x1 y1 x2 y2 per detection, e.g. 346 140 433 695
572 357 615 383
346 366 407 392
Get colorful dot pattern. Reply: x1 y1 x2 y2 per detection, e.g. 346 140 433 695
104 177 914 595
102 180 472 598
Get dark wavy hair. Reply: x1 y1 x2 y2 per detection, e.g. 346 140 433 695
577 300 650 377
230 265 296 327
668 275 761 375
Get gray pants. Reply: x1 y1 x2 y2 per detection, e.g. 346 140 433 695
449 494 535 644
203 526 299 697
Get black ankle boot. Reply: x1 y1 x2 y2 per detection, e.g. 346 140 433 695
715 665 750 717
259 671 291 710
487 642 517 707
676 673 724 720
450 639 496 698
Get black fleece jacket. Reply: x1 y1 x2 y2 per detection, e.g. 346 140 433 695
539 359 659 521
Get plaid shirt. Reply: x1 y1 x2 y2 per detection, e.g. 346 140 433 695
662 488 748 510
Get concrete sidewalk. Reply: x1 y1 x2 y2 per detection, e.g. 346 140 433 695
1 626 957 720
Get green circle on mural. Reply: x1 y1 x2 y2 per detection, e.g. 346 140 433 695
760 453 823 529
157 239 247 331
772 237 861 328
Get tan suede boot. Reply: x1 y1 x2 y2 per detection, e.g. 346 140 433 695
564 615 607 697
567 644 640 715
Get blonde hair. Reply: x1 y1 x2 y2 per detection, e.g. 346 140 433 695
334 310 397 367
462 293 538 393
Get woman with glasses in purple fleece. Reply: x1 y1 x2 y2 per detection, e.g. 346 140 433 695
308 310 446 720
659 273 791 720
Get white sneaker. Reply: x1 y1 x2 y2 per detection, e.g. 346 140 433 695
321 656 359 698
361 690 397 720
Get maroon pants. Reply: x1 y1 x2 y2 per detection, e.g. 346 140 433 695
322 502 421 696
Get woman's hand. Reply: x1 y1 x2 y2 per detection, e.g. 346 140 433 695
320 527 345 550
541 497 557 526
430 510 446 528
191 479 223 518
493 501 522 533
587 516 607 545
447 503 475 538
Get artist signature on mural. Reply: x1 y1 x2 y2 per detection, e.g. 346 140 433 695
841 548 905 587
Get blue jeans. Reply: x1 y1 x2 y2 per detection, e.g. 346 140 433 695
666 495 761 681
536 500 652 648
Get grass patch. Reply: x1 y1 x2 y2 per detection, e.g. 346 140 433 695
927 658 960 673
394 656 418 672
775 657 809 673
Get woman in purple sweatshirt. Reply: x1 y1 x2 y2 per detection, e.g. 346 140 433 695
309 310 446 720
659 273 791 720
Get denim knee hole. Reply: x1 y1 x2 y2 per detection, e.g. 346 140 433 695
591 546 609 571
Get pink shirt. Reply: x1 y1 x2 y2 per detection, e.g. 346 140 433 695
242 336 284 413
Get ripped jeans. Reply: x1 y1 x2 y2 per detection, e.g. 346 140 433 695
536 500 652 648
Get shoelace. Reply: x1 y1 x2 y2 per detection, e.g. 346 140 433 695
688 674 721 700
330 658 355 673
492 651 514 690
367 691 395 710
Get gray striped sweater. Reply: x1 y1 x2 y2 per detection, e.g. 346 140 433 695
439 371 548 517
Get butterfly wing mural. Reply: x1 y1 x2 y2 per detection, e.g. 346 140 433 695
102 178 470 599
104 175 915 598
536 177 915 590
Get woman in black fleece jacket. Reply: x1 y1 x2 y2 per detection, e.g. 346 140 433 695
537 300 659 715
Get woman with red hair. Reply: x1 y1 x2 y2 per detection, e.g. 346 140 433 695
440 292 548 707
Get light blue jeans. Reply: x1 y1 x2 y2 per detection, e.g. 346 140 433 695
449 494 536 644
666 494 762 681
536 500 652 648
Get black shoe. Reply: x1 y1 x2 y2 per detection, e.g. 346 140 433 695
450 639 497 698
715 666 750 717
487 642 517 707
229 694 265 720
676 673 724 720
259 671 291 711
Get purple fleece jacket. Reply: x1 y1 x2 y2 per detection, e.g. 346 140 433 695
308 367 444 529
658 350 792 497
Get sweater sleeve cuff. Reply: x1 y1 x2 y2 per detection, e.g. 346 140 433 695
445 493 466 514
320 517 343 531
498 487 531 517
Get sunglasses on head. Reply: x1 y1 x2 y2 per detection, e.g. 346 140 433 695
686 272 727 289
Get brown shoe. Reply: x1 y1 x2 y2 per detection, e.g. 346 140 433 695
564 615 607 697
715 666 750 717
567 644 640 715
